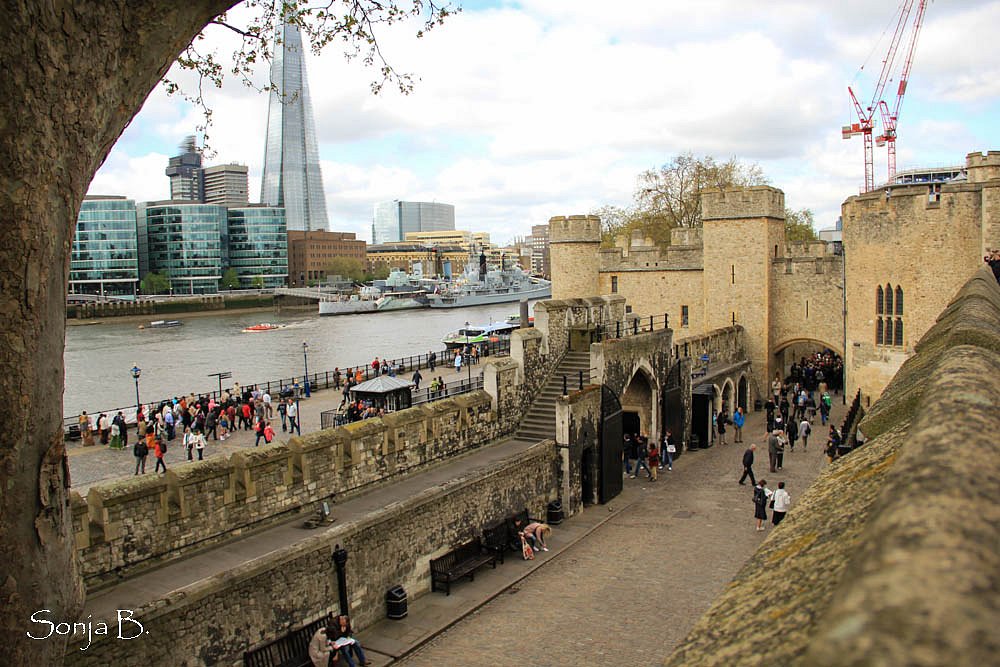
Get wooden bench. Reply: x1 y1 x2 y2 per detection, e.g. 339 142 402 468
243 613 332 667
430 537 496 595
482 521 509 564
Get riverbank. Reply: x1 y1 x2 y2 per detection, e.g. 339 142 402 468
67 304 278 327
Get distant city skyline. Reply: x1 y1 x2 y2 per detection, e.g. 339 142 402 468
87 1 1000 245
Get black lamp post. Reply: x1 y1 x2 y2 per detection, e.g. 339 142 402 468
130 365 142 414
332 544 349 616
302 341 311 398
464 321 472 389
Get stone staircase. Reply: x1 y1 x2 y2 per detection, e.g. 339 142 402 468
513 351 591 443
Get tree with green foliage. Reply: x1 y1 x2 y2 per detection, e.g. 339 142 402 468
221 267 240 290
251 275 265 289
594 153 769 247
784 208 819 242
0 3 455 663
140 271 171 295
326 256 367 283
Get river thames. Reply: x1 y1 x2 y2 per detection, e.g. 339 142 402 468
64 302 534 418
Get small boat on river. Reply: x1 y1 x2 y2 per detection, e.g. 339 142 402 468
242 323 285 333
442 321 517 349
140 320 183 330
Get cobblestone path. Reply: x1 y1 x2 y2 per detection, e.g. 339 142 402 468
397 402 844 666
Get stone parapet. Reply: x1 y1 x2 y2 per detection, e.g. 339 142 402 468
75 389 514 588
66 440 561 665
701 186 785 221
665 267 1000 667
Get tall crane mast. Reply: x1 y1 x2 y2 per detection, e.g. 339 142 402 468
843 0 927 192
876 0 927 183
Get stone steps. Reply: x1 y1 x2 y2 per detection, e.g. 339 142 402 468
513 351 592 443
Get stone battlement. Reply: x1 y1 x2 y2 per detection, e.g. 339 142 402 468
966 150 1000 183
701 186 785 221
548 214 602 243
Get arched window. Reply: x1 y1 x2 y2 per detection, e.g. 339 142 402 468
895 286 904 315
876 318 884 346
894 318 904 346
885 283 893 316
876 285 884 315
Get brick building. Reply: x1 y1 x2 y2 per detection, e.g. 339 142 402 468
287 230 366 286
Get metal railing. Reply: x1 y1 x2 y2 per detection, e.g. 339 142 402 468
64 339 510 436
591 313 669 343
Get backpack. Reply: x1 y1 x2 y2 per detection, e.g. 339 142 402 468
753 487 765 506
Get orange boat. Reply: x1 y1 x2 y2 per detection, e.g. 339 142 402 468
241 323 284 333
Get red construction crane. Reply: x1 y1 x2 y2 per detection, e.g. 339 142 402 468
843 0 928 192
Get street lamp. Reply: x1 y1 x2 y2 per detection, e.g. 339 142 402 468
464 322 472 389
302 341 311 398
130 365 142 415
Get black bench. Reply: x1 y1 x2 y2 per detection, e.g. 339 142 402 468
430 537 496 595
244 613 332 667
482 521 509 564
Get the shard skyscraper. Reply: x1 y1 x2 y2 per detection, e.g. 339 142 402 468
260 20 329 231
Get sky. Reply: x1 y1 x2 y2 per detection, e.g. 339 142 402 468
88 0 1000 245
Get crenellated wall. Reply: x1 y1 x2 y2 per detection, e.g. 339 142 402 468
72 391 508 587
67 441 561 666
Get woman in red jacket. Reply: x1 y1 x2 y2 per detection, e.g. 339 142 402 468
153 436 167 473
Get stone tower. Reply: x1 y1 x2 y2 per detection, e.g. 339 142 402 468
700 186 786 392
549 215 602 300
966 151 1000 255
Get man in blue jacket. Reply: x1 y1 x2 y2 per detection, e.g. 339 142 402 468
732 407 746 444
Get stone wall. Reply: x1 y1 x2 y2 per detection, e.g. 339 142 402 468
73 391 510 587
842 177 986 401
555 385 602 511
665 267 1000 667
66 441 561 666
769 253 845 368
548 215 602 300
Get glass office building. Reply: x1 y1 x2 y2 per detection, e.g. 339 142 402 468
144 202 226 294
260 20 329 232
70 196 139 297
227 206 288 288
372 201 456 243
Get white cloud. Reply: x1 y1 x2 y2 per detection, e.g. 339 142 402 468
89 0 1000 244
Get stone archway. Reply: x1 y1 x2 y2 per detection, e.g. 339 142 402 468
737 374 749 411
772 338 844 393
620 368 658 439
721 379 735 415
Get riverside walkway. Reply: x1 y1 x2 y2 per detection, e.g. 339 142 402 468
66 364 477 494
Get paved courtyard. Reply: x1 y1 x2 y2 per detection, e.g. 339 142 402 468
393 401 843 667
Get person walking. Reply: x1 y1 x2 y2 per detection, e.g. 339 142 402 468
716 409 728 445
662 430 676 471
254 418 267 446
153 436 167 474
133 432 149 475
454 351 462 373
798 417 811 451
287 398 301 436
768 429 780 473
732 407 745 443
192 428 206 461
79 411 94 446
771 481 791 526
412 368 422 390
633 435 652 480
183 426 194 460
278 399 288 432
753 479 772 531
739 443 757 485
428 350 436 372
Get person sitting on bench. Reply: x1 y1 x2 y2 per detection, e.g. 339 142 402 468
308 624 340 667
520 522 552 552
330 615 371 667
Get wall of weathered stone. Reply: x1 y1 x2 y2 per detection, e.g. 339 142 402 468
555 385 602 511
842 163 991 401
769 252 845 369
549 215 602 300
664 267 1000 667
72 391 511 587
66 441 560 666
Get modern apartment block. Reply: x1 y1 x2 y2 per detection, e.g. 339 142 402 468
286 230 366 286
203 164 250 207
70 196 139 297
372 200 455 243
260 20 329 231
142 202 227 294
227 206 288 288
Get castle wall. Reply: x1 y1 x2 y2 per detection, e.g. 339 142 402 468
549 215 601 300
842 181 985 400
67 441 560 666
597 268 704 333
769 254 845 372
